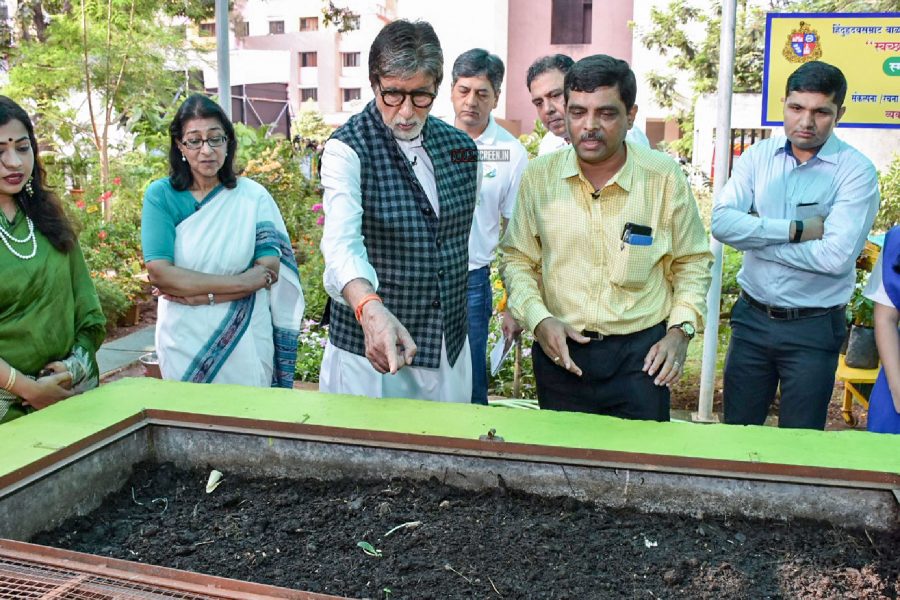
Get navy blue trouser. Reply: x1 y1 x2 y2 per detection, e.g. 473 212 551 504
533 322 670 421
723 295 846 430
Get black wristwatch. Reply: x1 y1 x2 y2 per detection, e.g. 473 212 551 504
791 219 804 243
669 322 696 340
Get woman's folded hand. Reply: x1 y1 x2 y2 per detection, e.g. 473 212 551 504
21 371 74 410
242 264 278 292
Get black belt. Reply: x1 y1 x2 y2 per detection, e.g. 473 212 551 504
580 322 665 341
740 291 844 320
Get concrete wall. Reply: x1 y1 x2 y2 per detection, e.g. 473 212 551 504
506 0 634 134
395 0 510 125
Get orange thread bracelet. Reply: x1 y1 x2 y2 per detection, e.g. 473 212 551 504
355 293 383 322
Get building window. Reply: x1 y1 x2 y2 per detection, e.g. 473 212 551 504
234 21 249 37
343 88 361 103
300 51 317 67
301 89 318 102
300 17 318 31
550 0 592 44
341 52 360 68
198 22 215 37
269 20 285 35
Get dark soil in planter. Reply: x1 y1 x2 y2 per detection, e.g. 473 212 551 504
32 462 899 599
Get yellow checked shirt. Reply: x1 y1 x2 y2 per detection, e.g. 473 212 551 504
499 142 712 336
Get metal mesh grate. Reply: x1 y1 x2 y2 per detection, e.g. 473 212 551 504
0 540 344 600
0 556 220 599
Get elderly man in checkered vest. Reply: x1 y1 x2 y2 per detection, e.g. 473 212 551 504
318 20 479 402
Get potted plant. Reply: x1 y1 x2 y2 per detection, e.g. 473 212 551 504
60 144 91 196
845 270 879 369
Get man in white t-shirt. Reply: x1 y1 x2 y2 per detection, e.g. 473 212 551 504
527 54 650 156
450 48 529 404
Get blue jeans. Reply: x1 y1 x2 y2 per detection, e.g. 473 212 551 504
467 266 492 405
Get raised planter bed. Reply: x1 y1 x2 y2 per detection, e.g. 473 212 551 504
30 460 900 599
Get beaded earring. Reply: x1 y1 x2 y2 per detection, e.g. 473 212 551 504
24 177 33 197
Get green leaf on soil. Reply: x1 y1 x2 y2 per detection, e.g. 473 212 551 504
356 541 382 557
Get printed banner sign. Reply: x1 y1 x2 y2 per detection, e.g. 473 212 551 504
763 12 900 128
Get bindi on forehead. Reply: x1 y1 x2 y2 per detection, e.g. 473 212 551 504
0 135 29 145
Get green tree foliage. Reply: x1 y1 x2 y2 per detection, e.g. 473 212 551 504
790 0 900 10
4 0 216 46
875 154 900 232
639 0 900 159
292 105 334 144
321 1 359 33
518 119 547 159
641 0 769 158
3 0 195 193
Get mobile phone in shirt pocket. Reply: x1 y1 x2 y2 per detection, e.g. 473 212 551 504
621 222 653 246
610 240 656 289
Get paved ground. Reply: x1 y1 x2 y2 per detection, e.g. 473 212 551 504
97 326 155 378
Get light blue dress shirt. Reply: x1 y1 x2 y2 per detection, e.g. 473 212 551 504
711 133 880 308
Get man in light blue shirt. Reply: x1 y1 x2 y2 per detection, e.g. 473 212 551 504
711 61 880 430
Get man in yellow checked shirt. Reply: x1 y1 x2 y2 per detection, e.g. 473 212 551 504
500 55 712 421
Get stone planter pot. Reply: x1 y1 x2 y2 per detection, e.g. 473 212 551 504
139 352 161 379
117 302 140 327
844 324 879 370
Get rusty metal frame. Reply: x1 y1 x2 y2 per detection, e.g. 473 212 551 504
0 538 345 599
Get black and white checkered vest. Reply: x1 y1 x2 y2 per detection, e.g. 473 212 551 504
327 100 478 368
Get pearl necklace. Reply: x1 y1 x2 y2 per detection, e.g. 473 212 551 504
0 216 37 259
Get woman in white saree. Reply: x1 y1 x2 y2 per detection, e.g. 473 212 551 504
141 94 303 387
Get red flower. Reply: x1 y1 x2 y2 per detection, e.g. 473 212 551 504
316 216 325 226
98 230 108 240
99 191 113 202
75 200 86 209
112 177 121 186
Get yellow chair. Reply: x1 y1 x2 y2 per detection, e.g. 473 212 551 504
835 354 878 427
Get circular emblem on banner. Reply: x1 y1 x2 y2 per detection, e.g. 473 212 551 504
884 57 900 76
783 21 823 63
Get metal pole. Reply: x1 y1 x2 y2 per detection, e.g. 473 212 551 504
693 0 737 423
215 0 231 119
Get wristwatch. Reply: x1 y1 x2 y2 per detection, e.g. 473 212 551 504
669 322 696 340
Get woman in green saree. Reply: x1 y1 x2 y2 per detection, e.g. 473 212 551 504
0 96 105 424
